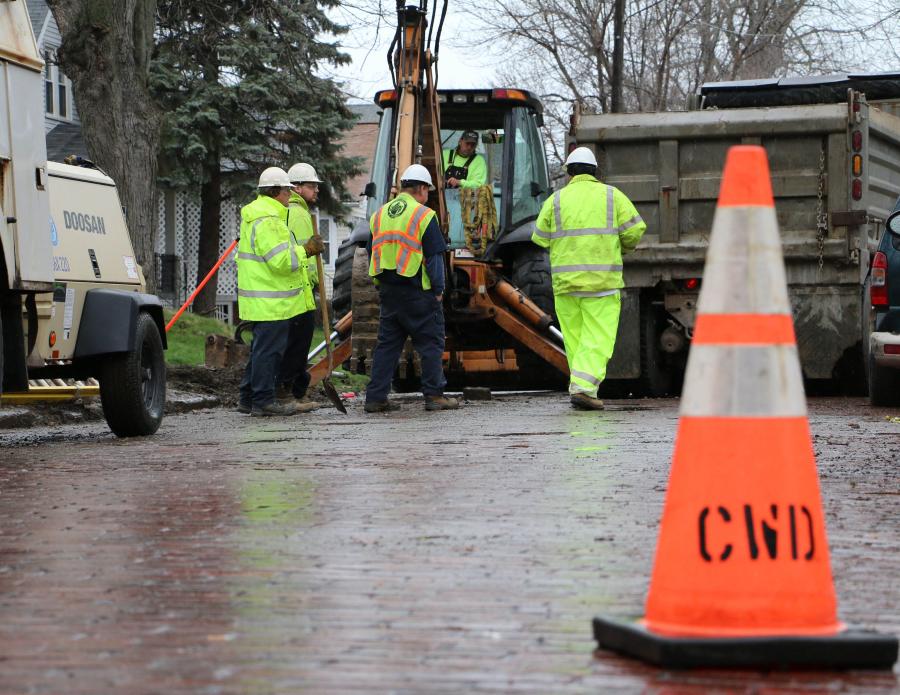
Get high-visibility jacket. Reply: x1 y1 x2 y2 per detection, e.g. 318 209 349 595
532 174 646 296
442 149 487 189
287 191 318 299
237 194 311 321
368 192 436 290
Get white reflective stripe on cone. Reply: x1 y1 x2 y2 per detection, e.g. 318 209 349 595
680 344 807 418
698 206 792 316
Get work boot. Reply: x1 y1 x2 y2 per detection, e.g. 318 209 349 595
292 400 318 413
275 383 292 400
250 402 298 417
236 402 251 415
364 400 401 413
570 392 604 410
424 395 460 411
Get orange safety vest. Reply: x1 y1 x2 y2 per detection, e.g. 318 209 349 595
368 192 436 290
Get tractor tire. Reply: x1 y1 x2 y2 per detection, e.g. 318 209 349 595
99 312 166 437
349 246 380 375
510 246 565 388
331 239 359 326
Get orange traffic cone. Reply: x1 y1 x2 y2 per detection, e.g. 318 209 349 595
593 146 898 669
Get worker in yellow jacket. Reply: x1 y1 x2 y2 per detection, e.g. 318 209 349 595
237 167 324 417
277 162 323 402
532 147 646 410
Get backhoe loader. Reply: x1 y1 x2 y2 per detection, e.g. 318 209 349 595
321 0 567 390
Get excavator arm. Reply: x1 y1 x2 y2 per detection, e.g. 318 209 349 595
309 1 570 389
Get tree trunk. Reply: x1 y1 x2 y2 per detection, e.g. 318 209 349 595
610 0 625 113
194 160 222 318
48 0 161 293
192 54 223 318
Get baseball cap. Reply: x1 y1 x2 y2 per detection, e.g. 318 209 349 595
460 130 479 142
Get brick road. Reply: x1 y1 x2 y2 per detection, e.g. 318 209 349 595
0 394 897 693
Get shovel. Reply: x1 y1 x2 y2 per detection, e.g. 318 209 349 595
311 230 347 414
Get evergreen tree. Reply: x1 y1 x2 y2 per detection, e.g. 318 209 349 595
151 1 360 316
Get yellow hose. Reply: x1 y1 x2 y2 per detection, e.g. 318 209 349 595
460 184 498 256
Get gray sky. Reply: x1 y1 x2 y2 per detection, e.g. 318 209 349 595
325 4 501 103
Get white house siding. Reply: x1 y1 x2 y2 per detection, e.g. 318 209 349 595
156 191 344 323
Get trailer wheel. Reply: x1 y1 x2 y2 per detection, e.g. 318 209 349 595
640 301 674 397
511 246 565 388
99 312 166 437
868 351 900 406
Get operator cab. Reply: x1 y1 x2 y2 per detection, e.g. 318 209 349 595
367 87 550 257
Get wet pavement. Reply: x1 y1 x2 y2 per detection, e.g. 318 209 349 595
0 394 897 694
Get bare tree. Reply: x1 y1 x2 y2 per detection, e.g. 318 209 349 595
459 0 883 166
47 0 161 292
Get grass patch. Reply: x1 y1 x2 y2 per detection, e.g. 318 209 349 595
163 310 365 394
164 310 234 365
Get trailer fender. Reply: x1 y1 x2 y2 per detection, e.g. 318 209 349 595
74 289 167 357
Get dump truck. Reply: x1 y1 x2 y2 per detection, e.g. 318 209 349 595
329 1 567 390
568 74 900 394
1 0 167 436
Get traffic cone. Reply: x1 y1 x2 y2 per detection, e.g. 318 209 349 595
592 146 898 669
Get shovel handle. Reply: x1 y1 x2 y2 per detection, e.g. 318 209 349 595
310 217 333 374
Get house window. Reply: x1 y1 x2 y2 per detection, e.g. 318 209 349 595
56 66 68 118
44 67 54 114
43 60 72 120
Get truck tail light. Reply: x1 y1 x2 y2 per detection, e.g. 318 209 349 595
492 88 527 102
683 278 700 290
885 345 900 355
871 251 888 307
852 154 862 176
852 179 862 200
851 131 862 151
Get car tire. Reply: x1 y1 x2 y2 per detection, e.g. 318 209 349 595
99 312 166 437
868 349 900 406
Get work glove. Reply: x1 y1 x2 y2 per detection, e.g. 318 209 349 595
303 235 325 257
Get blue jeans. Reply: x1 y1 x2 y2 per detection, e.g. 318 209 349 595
278 310 316 398
365 283 446 403
239 319 291 408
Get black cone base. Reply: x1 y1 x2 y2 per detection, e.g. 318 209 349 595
593 616 899 670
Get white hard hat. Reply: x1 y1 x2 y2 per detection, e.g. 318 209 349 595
564 146 598 168
258 166 292 188
288 162 323 184
399 164 435 191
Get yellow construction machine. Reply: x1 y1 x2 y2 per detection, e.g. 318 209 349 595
315 0 568 391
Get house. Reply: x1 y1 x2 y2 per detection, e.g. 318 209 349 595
28 0 89 161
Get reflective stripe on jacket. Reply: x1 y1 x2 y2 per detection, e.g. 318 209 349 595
287 191 318 301
532 174 646 295
237 194 310 321
368 192 436 290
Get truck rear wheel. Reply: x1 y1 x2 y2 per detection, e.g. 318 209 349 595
99 312 166 437
511 246 565 388
640 301 675 397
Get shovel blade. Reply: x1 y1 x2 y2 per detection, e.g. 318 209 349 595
322 378 347 414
